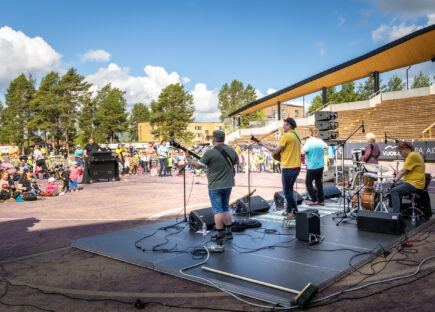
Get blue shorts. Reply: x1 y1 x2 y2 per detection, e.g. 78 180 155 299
70 179 78 191
208 188 232 214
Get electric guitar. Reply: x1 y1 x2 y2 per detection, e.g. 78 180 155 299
170 140 201 160
250 134 281 162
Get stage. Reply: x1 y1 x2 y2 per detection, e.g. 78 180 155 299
72 204 431 307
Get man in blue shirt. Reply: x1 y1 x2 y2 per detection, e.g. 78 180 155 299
302 128 328 206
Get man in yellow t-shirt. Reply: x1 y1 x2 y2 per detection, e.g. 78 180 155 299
259 118 301 218
389 142 426 213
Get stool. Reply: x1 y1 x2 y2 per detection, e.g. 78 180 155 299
402 191 425 225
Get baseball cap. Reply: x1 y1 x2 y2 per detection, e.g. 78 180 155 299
30 178 37 183
48 177 56 183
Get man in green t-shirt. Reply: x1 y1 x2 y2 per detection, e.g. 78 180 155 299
186 130 238 241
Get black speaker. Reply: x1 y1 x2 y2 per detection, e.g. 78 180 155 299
237 196 270 214
189 207 215 231
323 183 341 198
90 161 117 180
273 191 303 209
357 210 404 235
296 209 320 241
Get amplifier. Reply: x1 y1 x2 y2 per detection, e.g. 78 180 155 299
273 191 303 209
189 207 215 231
237 196 270 214
296 209 320 241
357 210 404 235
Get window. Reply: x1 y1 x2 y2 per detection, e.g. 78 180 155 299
205 130 209 135
282 109 286 119
216 126 224 131
196 133 202 138
195 126 202 130
295 110 299 117
272 110 276 117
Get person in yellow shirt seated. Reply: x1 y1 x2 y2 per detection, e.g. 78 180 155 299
258 118 301 223
389 142 426 213
9 143 19 159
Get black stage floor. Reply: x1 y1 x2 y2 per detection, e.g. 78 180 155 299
72 211 430 306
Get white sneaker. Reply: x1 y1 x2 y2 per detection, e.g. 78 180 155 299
59 192 65 196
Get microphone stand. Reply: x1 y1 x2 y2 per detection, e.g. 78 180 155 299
333 122 365 226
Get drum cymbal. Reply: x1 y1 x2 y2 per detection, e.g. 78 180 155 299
363 164 389 173
364 172 378 179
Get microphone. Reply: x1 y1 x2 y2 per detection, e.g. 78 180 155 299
361 121 365 133
384 132 387 144
199 143 210 146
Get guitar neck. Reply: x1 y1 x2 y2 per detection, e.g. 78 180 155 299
178 145 201 160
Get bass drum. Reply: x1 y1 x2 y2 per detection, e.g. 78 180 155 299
360 188 379 211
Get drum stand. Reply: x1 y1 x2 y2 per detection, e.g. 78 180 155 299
374 176 389 213
333 122 365 226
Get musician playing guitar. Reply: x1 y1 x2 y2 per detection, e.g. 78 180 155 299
256 118 301 226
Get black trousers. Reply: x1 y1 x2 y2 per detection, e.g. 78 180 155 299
305 167 324 203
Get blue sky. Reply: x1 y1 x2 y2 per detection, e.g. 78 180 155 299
0 0 434 121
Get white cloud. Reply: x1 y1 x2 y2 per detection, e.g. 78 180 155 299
267 88 277 95
317 41 325 56
255 89 264 99
81 49 110 63
0 26 62 88
86 63 180 106
338 17 345 27
191 83 220 122
372 14 435 43
182 76 191 83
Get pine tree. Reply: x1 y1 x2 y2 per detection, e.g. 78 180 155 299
128 103 150 141
411 71 430 88
386 75 405 92
57 68 91 146
357 76 385 100
94 84 128 143
217 80 263 131
150 83 194 142
2 74 35 153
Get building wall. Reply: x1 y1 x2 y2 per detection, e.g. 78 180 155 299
137 122 225 143
263 104 303 120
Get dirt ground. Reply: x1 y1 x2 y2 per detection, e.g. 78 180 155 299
0 164 434 312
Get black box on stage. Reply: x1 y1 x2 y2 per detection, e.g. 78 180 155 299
237 196 270 214
357 210 403 235
89 161 117 180
273 191 303 209
189 207 215 231
296 209 320 241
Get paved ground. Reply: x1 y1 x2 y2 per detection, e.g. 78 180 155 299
0 163 434 311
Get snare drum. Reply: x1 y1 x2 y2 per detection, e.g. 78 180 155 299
362 173 377 189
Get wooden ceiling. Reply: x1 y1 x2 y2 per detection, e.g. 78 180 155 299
229 24 435 117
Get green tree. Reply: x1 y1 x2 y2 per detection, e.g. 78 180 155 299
217 80 263 131
308 87 337 114
150 83 194 142
79 96 98 141
57 68 92 146
357 76 385 100
94 84 128 143
386 75 405 92
411 71 430 88
28 72 61 149
2 74 35 152
128 103 150 141
336 82 359 103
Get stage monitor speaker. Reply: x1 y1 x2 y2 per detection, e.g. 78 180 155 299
237 195 270 214
357 210 404 235
274 191 303 209
189 207 215 231
296 209 320 241
323 183 341 198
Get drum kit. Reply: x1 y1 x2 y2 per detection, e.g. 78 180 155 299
346 149 396 216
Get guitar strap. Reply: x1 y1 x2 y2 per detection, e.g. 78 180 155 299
214 145 236 176
290 131 301 144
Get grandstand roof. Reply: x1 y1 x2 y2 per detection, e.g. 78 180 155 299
229 24 435 117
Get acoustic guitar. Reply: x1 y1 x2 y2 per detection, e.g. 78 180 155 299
170 140 201 160
250 134 281 162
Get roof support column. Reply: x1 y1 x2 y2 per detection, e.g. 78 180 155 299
322 87 327 105
373 71 380 93
277 101 281 120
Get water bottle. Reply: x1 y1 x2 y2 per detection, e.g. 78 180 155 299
202 223 207 236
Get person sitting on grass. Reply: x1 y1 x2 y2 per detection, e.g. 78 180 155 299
41 177 60 197
16 169 32 194
29 178 42 196
69 162 80 193
0 171 18 201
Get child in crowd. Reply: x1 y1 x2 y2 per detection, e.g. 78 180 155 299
69 162 80 193
140 151 148 174
41 177 59 196
60 165 70 194
29 178 42 196
124 156 130 175
130 155 139 175
166 152 173 176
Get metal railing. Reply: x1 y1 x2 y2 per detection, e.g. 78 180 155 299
422 122 435 139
